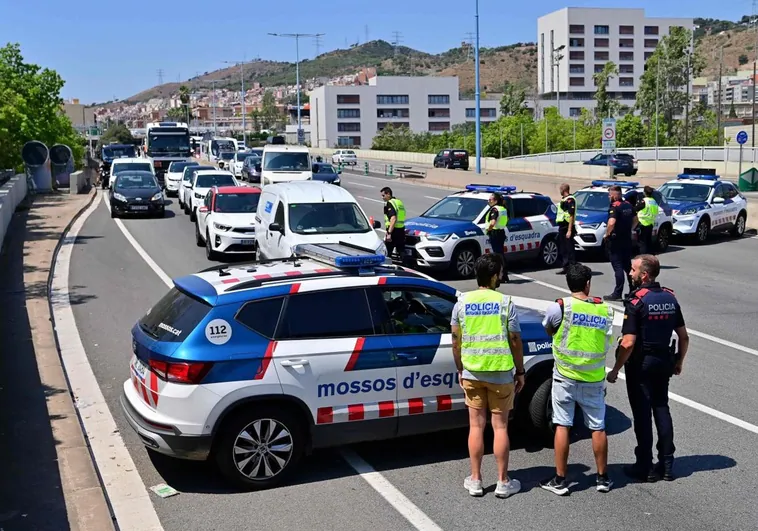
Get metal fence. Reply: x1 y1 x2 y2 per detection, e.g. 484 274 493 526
504 146 758 164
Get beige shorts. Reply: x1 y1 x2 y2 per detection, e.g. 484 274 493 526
462 379 515 413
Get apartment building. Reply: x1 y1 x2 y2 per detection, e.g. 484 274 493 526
537 8 693 117
309 76 501 149
705 69 758 118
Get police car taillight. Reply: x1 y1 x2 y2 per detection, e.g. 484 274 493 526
149 359 213 384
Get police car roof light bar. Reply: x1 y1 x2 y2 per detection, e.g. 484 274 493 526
293 243 387 270
591 180 639 188
465 184 517 194
677 174 720 181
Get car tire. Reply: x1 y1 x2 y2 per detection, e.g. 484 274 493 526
195 222 204 247
450 244 479 279
537 236 559 268
695 218 710 244
205 230 218 260
156 208 165 218
528 378 555 446
731 212 747 238
656 224 671 252
190 207 197 222
214 405 305 490
110 207 116 219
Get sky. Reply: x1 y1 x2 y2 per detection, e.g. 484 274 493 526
0 0 753 104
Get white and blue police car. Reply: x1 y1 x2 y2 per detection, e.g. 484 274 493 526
403 184 560 278
572 180 674 253
658 172 748 243
121 243 557 489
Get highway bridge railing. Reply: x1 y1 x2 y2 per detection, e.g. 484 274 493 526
503 146 758 164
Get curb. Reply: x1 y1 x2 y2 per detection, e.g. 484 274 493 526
35 187 117 531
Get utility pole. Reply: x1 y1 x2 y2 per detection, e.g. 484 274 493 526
222 60 248 145
752 3 757 147
464 32 475 61
157 69 164 85
474 0 482 173
269 33 325 145
552 45 565 117
313 34 323 57
365 25 369 43
392 31 403 58
685 28 693 146
717 46 723 145
655 56 660 149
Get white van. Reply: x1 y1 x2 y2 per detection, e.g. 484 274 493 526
254 181 385 259
260 144 312 186
110 158 155 188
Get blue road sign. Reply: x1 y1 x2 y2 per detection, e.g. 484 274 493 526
737 130 748 145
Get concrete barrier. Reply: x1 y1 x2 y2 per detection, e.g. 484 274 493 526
0 173 28 251
70 168 94 194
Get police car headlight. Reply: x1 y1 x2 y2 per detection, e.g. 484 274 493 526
680 206 705 215
377 242 387 255
582 223 601 230
213 222 231 231
424 233 451 242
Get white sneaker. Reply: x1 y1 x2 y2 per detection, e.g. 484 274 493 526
463 475 484 497
495 478 521 498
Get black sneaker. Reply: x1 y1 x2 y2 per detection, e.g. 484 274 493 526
503 275 510 283
654 462 675 482
596 474 613 493
603 294 622 301
555 269 567 275
540 476 569 496
623 464 657 482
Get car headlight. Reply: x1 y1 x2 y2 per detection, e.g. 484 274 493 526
680 205 706 215
213 222 231 231
151 192 163 202
424 233 451 242
377 241 388 256
581 223 601 230
113 193 127 202
333 178 341 184
194 192 203 199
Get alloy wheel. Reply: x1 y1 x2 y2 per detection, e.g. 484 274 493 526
232 418 294 481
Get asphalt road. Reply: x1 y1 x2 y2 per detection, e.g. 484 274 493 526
67 175 758 530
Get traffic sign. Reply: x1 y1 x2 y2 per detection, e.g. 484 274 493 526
601 118 616 155
297 128 305 143
737 130 748 145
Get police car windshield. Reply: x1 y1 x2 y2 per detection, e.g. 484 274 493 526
421 197 487 221
658 182 711 203
288 202 371 234
215 193 260 213
574 190 610 212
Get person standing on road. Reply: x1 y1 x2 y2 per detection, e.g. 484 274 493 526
380 187 406 261
451 253 525 499
540 263 615 495
555 184 577 275
607 254 689 482
635 186 659 255
486 193 510 283
604 185 637 301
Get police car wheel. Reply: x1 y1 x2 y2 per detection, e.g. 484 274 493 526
451 246 479 278
731 213 746 237
695 218 709 244
214 407 304 490
528 378 555 445
657 225 671 252
538 238 559 267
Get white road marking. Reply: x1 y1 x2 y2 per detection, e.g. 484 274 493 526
424 196 442 200
105 194 442 531
346 182 376 188
359 196 385 204
340 449 443 531
51 192 165 531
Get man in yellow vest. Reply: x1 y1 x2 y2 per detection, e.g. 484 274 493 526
540 263 614 495
486 192 510 283
555 183 577 274
451 253 525 499
380 186 406 261
635 186 659 255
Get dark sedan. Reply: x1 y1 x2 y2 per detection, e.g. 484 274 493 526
311 162 342 185
583 153 637 176
110 171 165 218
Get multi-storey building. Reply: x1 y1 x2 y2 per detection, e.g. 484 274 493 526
537 8 693 117
309 76 502 149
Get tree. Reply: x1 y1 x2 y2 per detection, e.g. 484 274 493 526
166 107 186 122
249 109 261 132
593 61 619 118
739 54 749 66
499 84 527 116
729 102 737 118
260 90 281 129
0 43 84 171
616 113 645 147
98 123 134 149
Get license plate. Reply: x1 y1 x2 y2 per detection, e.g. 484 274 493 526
133 357 148 380
241 239 255 245
130 205 149 211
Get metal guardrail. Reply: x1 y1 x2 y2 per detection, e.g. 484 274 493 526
504 146 758 164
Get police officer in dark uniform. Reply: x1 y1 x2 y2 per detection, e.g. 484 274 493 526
607 254 690 482
485 192 510 283
603 185 637 301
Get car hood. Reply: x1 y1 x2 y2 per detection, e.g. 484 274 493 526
117 187 160 199
575 210 608 225
312 173 338 182
666 200 708 213
285 232 384 254
211 212 257 228
404 217 484 237
514 306 553 356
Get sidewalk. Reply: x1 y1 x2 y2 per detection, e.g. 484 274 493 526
0 189 114 531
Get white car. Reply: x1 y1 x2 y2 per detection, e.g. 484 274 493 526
659 172 749 243
179 165 215 213
187 170 238 222
165 161 199 196
331 149 357 166
109 158 154 188
254 181 384 259
231 152 256 178
260 144 312 186
195 185 261 261
237 143 247 152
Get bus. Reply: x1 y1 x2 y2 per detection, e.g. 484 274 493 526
145 122 192 183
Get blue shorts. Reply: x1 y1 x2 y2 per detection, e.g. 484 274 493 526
551 376 606 431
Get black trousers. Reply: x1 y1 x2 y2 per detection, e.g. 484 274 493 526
608 242 632 298
626 359 676 468
385 228 405 259
489 229 508 276
557 224 576 269
638 224 655 255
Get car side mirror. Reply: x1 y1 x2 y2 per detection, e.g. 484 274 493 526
373 220 381 229
199 206 208 213
269 222 284 233
712 197 725 204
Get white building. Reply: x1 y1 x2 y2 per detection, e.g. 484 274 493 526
537 8 694 117
309 76 502 149
705 67 758 119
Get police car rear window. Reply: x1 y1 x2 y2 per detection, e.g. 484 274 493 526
139 288 210 342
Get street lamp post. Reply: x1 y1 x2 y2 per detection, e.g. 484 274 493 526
222 60 248 146
269 32 325 145
552 45 565 116
474 0 481 174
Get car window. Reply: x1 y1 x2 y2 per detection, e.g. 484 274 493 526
722 183 739 199
652 190 668 207
274 202 285 225
277 289 374 339
381 289 454 334
511 198 545 218
422 197 488 221
196 174 236 188
138 288 210 342
204 192 212 208
235 297 284 338
288 202 370 235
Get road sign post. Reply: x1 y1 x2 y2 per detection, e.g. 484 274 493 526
602 118 616 179
737 130 748 178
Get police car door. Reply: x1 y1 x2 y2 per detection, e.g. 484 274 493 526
721 182 742 227
272 288 398 443
652 190 669 236
369 286 466 437
710 183 731 229
505 197 546 258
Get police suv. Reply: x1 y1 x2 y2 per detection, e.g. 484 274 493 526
121 243 556 489
403 185 560 279
658 172 748 243
572 180 674 253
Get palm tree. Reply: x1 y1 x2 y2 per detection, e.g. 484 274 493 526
178 85 191 123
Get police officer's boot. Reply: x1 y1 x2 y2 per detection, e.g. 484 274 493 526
654 456 675 481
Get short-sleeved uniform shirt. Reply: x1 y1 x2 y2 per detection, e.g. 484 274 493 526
451 294 521 385
608 199 635 242
558 196 576 227
384 201 398 223
487 206 502 226
621 282 685 362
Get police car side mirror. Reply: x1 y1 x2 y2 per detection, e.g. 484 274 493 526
269 222 284 233
373 219 382 229
712 197 725 204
